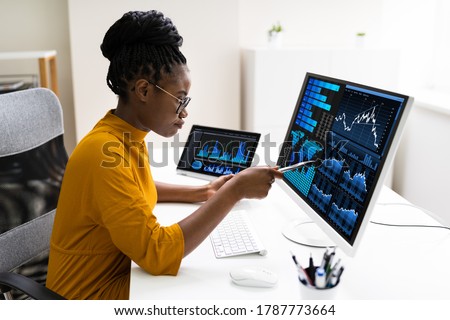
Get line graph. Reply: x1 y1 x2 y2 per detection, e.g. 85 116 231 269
339 160 374 203
334 104 380 148
332 87 401 155
339 170 367 202
328 192 361 237
329 203 358 237
308 174 334 214
309 184 332 213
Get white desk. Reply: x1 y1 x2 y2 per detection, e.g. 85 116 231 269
130 163 450 300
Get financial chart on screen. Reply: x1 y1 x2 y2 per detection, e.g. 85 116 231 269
277 73 409 246
177 125 260 180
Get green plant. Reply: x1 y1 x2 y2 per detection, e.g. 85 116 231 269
356 32 366 37
268 22 283 35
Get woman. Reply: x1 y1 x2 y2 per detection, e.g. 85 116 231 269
46 10 282 300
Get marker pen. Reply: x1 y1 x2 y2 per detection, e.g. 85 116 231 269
290 251 314 286
326 248 336 275
320 247 329 269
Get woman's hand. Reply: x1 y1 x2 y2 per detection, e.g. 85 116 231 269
204 174 234 200
226 166 283 201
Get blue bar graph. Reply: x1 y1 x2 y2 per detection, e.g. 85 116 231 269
307 84 322 93
301 115 317 127
311 78 340 92
305 96 332 111
363 154 378 171
209 141 221 159
197 145 210 158
295 77 341 135
303 110 313 117
305 90 327 102
296 119 314 132
230 142 250 163
284 166 316 197
291 130 305 147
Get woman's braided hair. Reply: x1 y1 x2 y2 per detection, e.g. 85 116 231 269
100 10 187 99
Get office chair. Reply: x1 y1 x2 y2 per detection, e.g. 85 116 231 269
0 88 67 299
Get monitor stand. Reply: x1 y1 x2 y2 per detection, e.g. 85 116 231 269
282 220 336 248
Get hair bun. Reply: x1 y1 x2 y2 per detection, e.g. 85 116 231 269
101 10 183 61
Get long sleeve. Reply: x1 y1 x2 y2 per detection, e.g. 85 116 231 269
92 138 184 275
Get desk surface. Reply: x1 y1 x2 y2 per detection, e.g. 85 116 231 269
130 164 450 300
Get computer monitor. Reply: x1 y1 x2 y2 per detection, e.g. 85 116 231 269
276 73 413 256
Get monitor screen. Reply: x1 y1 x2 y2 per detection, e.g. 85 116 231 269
276 73 413 256
177 125 261 180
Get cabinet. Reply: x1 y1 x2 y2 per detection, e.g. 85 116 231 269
0 51 58 95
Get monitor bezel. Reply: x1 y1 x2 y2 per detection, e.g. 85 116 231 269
276 72 414 256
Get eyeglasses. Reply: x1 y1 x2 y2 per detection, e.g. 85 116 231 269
147 80 191 114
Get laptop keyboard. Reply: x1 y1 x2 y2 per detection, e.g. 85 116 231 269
209 210 267 258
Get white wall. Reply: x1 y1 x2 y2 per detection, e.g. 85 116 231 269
238 0 449 93
68 0 240 148
0 0 76 154
238 0 382 48
378 0 438 92
394 102 450 227
431 0 450 91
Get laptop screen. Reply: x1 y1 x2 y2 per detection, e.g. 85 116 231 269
177 125 261 180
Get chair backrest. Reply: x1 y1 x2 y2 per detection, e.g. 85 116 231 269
0 88 65 157
0 88 68 292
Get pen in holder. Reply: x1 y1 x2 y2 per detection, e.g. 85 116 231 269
292 249 344 299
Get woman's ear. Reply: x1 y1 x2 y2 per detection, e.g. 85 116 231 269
134 79 150 102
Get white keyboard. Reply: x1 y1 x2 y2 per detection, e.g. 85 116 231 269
209 210 267 258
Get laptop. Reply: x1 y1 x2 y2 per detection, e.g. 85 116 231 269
176 125 261 180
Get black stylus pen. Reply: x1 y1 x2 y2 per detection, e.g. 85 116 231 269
308 252 315 283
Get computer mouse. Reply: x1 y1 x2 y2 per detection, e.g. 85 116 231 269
229 266 278 288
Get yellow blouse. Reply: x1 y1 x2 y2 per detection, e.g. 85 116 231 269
46 111 184 300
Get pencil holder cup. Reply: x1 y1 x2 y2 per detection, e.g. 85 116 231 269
298 266 340 300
